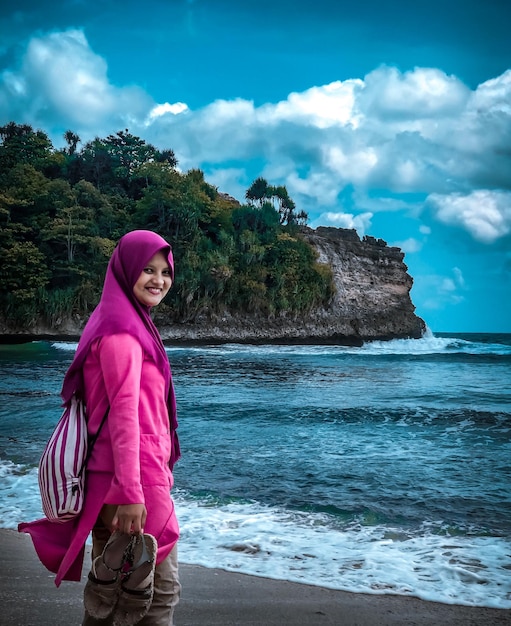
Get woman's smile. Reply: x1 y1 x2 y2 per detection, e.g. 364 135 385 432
133 251 172 307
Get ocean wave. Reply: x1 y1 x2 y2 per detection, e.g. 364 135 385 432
40 332 511 359
51 342 78 352
0 460 42 529
359 331 511 357
172 489 511 608
4 334 510 609
1 464 509 609
286 406 511 429
163 332 511 358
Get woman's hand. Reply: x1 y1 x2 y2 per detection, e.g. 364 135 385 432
111 503 147 534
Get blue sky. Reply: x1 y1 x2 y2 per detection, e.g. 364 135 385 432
1 0 510 332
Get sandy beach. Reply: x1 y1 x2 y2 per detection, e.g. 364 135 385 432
2 529 509 626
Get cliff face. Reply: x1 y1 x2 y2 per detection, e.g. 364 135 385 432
300 226 425 340
0 226 425 345
157 226 425 345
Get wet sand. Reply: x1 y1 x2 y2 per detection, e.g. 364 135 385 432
2 529 510 625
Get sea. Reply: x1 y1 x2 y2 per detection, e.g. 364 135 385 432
0 331 510 609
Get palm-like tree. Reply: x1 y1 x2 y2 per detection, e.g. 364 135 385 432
245 177 269 207
63 130 80 155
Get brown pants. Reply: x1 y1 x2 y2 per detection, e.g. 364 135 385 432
82 523 181 626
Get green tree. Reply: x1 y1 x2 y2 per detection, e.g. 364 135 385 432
245 177 269 207
155 148 178 168
244 178 308 226
0 235 50 326
0 122 331 330
79 138 115 190
0 122 54 172
1 164 50 226
104 129 157 179
273 185 297 224
63 130 81 155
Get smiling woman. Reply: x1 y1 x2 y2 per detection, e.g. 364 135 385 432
19 230 182 626
133 252 173 308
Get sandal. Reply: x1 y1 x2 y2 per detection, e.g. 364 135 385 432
113 533 157 626
103 531 136 573
84 531 135 620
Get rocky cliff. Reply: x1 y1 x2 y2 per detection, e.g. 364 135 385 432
302 226 425 341
155 226 425 345
0 226 425 345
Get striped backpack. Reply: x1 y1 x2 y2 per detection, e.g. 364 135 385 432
38 396 108 523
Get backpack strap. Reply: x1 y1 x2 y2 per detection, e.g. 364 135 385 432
77 406 109 479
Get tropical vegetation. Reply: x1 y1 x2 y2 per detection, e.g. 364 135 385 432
0 122 333 329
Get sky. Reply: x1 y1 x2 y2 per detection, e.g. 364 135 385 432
1 0 510 333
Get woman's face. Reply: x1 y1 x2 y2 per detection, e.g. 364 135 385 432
133 251 172 307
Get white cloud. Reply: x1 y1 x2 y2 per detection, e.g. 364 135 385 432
1 29 510 247
426 190 511 243
311 211 373 237
439 266 466 299
175 65 507 202
452 267 465 288
269 79 363 128
285 171 344 207
391 238 422 253
360 66 470 121
205 167 247 204
0 29 152 136
352 190 423 215
440 277 456 292
147 102 189 121
323 145 378 184
469 70 511 115
419 268 466 310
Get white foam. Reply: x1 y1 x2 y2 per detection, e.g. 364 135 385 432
3 460 508 610
172 492 511 609
51 342 78 352
0 461 42 528
50 334 511 359
165 335 510 358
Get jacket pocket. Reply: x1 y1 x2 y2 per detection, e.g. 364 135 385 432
139 433 172 486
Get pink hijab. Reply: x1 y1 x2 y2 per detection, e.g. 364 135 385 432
61 229 180 467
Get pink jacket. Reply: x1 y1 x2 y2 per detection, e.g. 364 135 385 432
19 333 179 586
